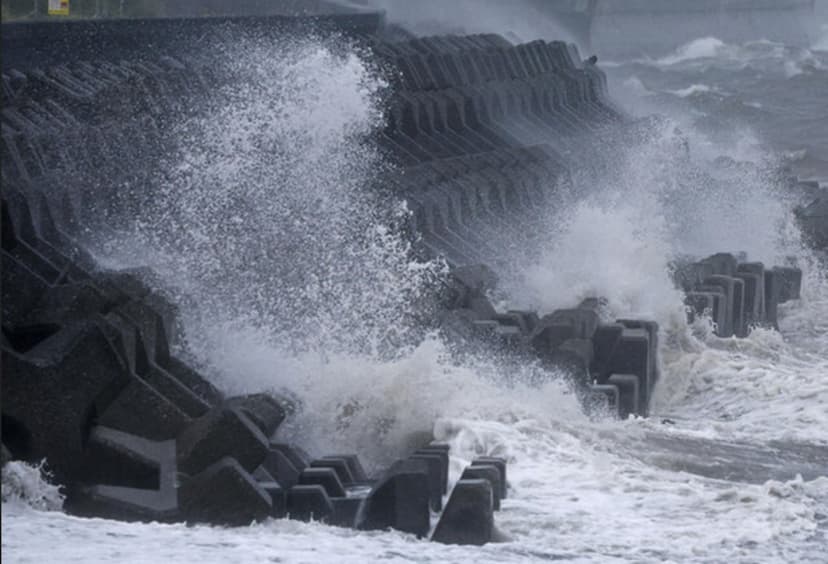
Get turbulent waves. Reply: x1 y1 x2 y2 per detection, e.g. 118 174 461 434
2 20 828 564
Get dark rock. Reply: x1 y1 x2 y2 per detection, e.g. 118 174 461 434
179 457 272 526
432 479 494 546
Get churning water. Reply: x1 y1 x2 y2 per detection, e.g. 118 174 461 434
3 19 828 564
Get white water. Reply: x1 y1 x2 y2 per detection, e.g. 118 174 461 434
4 29 828 564
640 36 827 78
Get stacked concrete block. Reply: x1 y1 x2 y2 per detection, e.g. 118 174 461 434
674 252 802 335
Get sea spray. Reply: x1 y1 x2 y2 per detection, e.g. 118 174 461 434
85 33 823 468
1 461 64 512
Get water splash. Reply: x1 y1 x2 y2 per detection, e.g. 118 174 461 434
86 31 823 468
1 461 64 511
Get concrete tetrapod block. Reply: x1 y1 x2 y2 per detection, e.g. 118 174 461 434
1 249 53 334
704 275 744 337
672 259 715 291
179 457 272 526
472 457 507 498
431 479 495 546
330 496 366 528
608 374 641 419
287 484 334 523
100 309 210 425
460 465 503 510
539 305 601 341
257 481 287 518
66 426 178 523
358 459 431 537
414 445 450 494
796 196 828 249
617 319 660 391
93 316 192 441
407 454 445 511
774 266 802 303
310 458 355 485
590 323 624 378
605 328 652 416
692 286 728 333
685 292 715 324
176 402 269 476
16 279 111 330
764 268 784 329
322 454 368 483
80 425 163 489
226 393 286 438
734 271 763 335
1 320 131 484
549 338 594 383
737 262 766 322
298 467 347 498
588 384 620 417
702 252 739 276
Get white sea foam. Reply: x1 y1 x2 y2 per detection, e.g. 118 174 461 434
1 461 64 512
642 36 826 78
655 37 727 65
667 84 715 97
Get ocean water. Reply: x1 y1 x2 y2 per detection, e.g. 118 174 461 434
3 16 828 564
604 29 828 183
